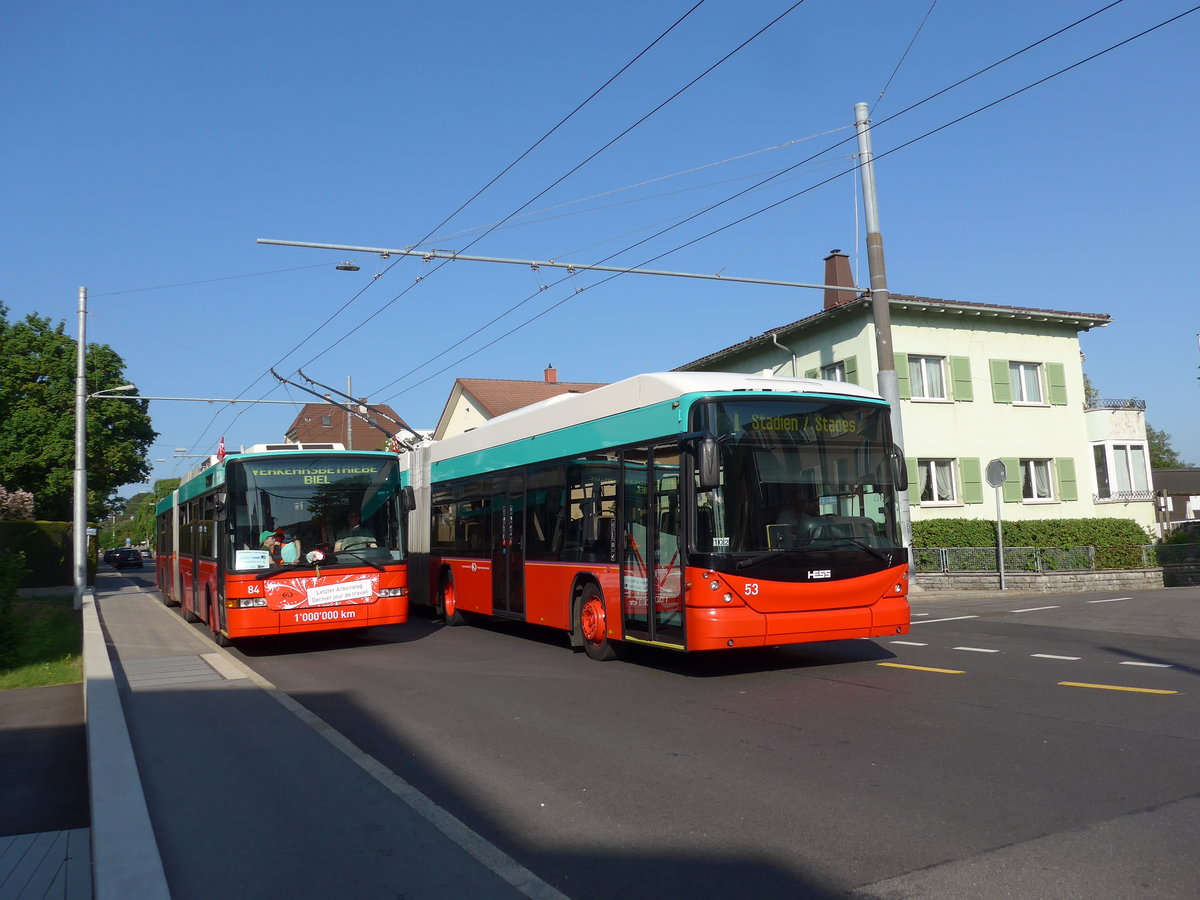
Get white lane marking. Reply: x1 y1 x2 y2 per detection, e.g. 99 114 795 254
912 615 979 625
912 612 930 617
1032 654 1082 660
1120 661 1173 668
953 646 999 653
1088 597 1130 603
1010 606 1060 613
890 641 928 646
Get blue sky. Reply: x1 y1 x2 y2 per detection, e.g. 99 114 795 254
3 0 1198 496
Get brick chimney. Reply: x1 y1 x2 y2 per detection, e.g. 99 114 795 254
544 364 557 384
823 250 855 310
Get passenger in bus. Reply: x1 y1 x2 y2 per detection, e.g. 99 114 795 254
334 510 377 552
261 528 301 565
774 491 821 546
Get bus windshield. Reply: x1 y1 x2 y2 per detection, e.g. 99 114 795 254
692 398 903 560
225 454 405 572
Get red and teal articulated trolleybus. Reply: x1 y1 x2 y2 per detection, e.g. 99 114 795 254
424 372 910 660
155 443 412 645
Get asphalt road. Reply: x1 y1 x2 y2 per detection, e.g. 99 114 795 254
158 578 1200 899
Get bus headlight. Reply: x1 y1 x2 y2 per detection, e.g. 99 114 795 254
227 598 267 609
378 587 407 598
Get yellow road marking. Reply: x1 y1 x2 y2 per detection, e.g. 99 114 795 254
878 663 964 675
1059 682 1177 695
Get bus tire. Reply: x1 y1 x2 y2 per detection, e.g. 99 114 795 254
577 584 617 661
439 571 465 626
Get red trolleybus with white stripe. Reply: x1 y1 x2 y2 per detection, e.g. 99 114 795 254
425 372 909 660
155 443 412 645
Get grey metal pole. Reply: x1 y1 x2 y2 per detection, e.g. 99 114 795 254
346 376 353 450
73 287 88 610
855 102 913 556
995 484 1007 591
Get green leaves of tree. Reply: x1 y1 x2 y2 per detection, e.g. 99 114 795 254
0 303 157 520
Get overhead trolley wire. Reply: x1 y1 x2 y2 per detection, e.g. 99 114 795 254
300 0 811 380
375 1 1197 404
179 0 715 454
371 0 1142 399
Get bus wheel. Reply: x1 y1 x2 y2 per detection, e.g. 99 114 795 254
578 584 617 661
439 572 465 626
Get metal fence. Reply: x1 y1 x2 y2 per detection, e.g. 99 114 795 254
913 545 1159 574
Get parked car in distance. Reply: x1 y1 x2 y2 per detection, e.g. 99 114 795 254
110 548 144 569
102 549 119 564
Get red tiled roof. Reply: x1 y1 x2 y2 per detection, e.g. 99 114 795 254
284 402 406 451
457 377 607 417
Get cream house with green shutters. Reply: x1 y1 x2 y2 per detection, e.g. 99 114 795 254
676 252 1157 534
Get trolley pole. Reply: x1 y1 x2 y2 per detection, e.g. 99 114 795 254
855 102 912 556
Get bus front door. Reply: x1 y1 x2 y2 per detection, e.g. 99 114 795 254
491 474 525 617
622 447 685 649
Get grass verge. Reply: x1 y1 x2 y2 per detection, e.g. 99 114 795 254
0 595 83 690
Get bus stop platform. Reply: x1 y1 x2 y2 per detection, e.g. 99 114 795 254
12 576 562 900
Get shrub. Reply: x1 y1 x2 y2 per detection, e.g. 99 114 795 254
0 551 30 667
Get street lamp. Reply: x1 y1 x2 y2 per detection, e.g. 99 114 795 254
74 347 138 609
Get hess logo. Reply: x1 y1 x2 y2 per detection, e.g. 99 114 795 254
807 569 832 579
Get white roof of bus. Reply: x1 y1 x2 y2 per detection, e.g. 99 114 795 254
429 370 882 463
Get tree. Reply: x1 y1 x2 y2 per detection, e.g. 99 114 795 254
0 303 157 520
1146 422 1192 469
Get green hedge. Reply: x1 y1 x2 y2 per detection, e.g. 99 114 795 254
912 517 1152 550
0 521 95 588
912 519 1156 571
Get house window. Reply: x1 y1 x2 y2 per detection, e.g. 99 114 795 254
821 362 845 382
918 459 957 504
1094 442 1150 500
1009 362 1044 404
909 356 946 399
1021 458 1054 501
321 415 332 427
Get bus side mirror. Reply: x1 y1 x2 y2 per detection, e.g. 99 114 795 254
892 446 908 492
212 492 227 521
697 435 720 491
400 485 415 513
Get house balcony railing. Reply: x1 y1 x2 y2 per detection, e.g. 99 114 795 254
1084 398 1146 411
1093 490 1156 503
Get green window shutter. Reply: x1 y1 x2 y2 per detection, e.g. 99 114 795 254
895 352 910 400
960 457 983 504
990 360 1011 404
1046 362 1067 405
842 355 858 385
905 457 919 495
949 356 973 402
805 368 819 379
1055 457 1077 501
1001 456 1022 502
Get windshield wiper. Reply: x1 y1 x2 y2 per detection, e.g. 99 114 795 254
811 535 892 564
735 549 800 571
255 562 309 580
